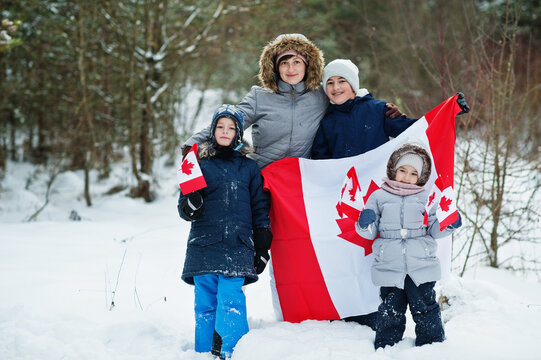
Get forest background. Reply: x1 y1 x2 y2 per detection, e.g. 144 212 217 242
1 0 540 275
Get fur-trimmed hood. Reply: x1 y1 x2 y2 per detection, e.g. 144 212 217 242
258 34 324 93
386 143 432 186
197 140 253 159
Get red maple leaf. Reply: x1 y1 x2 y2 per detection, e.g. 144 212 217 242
181 160 195 175
428 192 436 207
439 196 453 212
336 217 375 256
334 179 381 256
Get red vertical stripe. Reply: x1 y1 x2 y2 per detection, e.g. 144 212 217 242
262 158 339 322
425 95 461 228
425 94 461 187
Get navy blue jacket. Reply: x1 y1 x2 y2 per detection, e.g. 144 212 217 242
311 94 418 159
178 143 271 285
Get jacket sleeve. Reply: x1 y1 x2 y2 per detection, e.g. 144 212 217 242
183 87 259 149
248 160 271 230
182 126 211 149
236 86 259 130
310 121 331 159
354 195 380 240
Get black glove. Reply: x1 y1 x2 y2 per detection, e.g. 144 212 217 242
457 92 470 115
254 249 270 274
180 191 203 221
385 103 406 119
253 228 272 274
447 212 462 229
358 209 377 229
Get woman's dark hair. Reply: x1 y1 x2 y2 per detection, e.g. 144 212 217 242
274 54 295 72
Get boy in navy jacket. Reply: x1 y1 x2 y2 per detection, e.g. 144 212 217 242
178 104 272 359
311 59 418 330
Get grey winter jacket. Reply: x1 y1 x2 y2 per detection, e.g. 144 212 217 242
183 81 328 168
356 188 457 289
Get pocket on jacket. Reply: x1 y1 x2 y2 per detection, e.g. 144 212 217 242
409 237 436 258
375 239 402 263
422 238 437 257
188 233 222 247
238 233 255 250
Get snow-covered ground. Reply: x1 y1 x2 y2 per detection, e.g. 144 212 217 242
1 158 541 360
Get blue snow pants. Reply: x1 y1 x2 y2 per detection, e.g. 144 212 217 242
375 275 445 349
193 274 248 358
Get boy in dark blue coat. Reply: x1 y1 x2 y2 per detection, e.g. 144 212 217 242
311 59 418 330
177 104 272 359
311 59 418 160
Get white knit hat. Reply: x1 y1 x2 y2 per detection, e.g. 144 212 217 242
395 153 424 177
322 59 360 96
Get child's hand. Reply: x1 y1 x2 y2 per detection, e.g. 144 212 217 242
180 192 203 220
447 212 462 229
358 209 377 229
385 103 406 119
456 92 470 115
181 146 191 160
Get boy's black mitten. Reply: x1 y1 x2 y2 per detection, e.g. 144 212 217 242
253 228 273 274
457 92 470 115
254 249 270 275
180 191 203 221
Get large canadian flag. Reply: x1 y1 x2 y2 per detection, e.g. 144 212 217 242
262 94 462 323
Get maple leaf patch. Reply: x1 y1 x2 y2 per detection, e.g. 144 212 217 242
181 160 195 175
439 196 453 212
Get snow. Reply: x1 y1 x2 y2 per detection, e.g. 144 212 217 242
1 159 541 360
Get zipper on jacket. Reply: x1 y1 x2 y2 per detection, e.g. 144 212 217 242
401 196 408 274
286 87 296 155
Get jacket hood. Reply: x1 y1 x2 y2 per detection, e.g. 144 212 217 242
386 143 432 186
258 34 324 93
210 104 244 149
198 140 253 159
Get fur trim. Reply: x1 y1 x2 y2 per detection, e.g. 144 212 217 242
386 143 432 186
197 141 253 159
258 34 324 93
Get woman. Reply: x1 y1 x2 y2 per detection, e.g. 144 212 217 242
182 33 404 168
